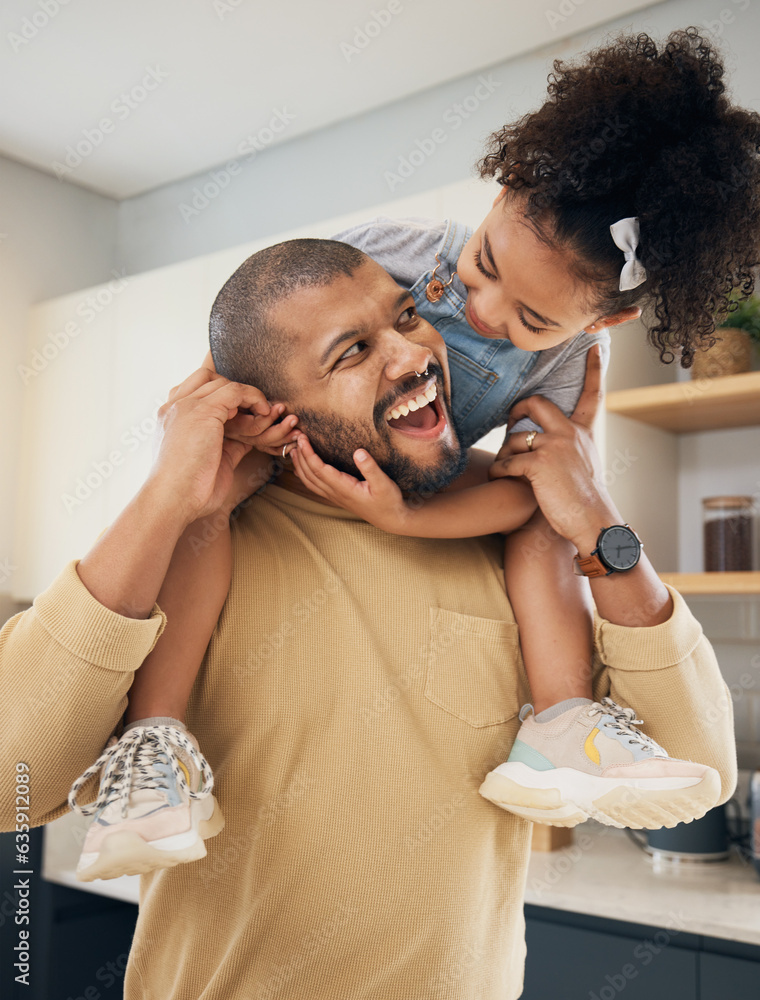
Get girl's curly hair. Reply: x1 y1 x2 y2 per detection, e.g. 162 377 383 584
478 28 760 366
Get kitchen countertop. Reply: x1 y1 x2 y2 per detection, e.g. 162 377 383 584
44 813 760 945
525 821 760 946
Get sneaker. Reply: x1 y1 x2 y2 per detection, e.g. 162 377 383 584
479 697 721 829
68 724 225 881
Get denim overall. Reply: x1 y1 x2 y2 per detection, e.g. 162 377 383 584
409 219 540 449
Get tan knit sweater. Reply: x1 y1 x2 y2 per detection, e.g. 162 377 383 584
0 484 737 999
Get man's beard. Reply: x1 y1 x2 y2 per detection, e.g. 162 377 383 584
295 370 468 495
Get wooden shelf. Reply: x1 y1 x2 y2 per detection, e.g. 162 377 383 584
606 370 760 432
659 572 760 595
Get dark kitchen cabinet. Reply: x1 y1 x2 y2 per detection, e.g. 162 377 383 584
524 905 760 1000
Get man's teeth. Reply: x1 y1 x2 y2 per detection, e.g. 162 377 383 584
387 384 437 422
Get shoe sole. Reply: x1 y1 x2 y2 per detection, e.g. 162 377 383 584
478 763 721 830
76 795 225 882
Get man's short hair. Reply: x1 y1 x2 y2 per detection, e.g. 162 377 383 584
209 238 368 400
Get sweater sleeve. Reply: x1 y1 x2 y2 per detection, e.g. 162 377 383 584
0 560 166 829
591 585 738 804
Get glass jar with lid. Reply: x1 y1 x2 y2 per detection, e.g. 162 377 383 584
702 496 754 572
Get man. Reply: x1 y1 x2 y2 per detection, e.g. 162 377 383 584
0 240 736 999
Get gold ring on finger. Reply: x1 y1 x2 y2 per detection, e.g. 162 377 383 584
525 430 537 451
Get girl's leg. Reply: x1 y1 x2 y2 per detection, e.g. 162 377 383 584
480 511 719 831
126 446 274 724
70 517 232 881
503 510 594 713
69 455 267 882
125 515 231 724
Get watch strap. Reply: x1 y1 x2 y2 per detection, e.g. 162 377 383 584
573 552 611 578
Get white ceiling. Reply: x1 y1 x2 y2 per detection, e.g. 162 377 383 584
0 0 662 200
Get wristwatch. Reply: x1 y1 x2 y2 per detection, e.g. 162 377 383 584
573 524 642 578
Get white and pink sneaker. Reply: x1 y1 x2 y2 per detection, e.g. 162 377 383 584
479 697 721 830
68 722 224 881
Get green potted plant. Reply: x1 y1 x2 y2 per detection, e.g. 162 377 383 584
691 292 760 379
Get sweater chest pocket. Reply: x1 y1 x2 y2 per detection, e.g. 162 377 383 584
424 608 523 728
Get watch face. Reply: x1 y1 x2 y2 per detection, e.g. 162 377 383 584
598 526 641 572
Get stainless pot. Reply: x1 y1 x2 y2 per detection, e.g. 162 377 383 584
645 805 729 864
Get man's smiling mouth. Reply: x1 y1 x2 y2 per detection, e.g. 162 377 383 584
384 380 446 438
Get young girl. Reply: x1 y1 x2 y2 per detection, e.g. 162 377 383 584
68 28 760 880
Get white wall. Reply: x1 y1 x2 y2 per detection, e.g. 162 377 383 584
0 155 118 622
117 0 760 276
5 0 760 613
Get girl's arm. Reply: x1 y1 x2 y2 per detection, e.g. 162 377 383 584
290 433 537 538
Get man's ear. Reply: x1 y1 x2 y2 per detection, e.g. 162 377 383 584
585 306 641 334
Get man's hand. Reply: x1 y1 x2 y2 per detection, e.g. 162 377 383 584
199 350 301 458
148 367 279 526
77 361 276 617
487 346 614 550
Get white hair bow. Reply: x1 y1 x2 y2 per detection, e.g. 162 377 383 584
610 217 647 291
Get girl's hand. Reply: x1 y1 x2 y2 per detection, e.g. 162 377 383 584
228 402 301 457
200 349 301 457
290 433 411 532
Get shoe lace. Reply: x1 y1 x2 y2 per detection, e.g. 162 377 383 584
68 725 214 818
588 697 663 752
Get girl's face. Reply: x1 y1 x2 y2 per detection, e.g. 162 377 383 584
458 188 635 350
